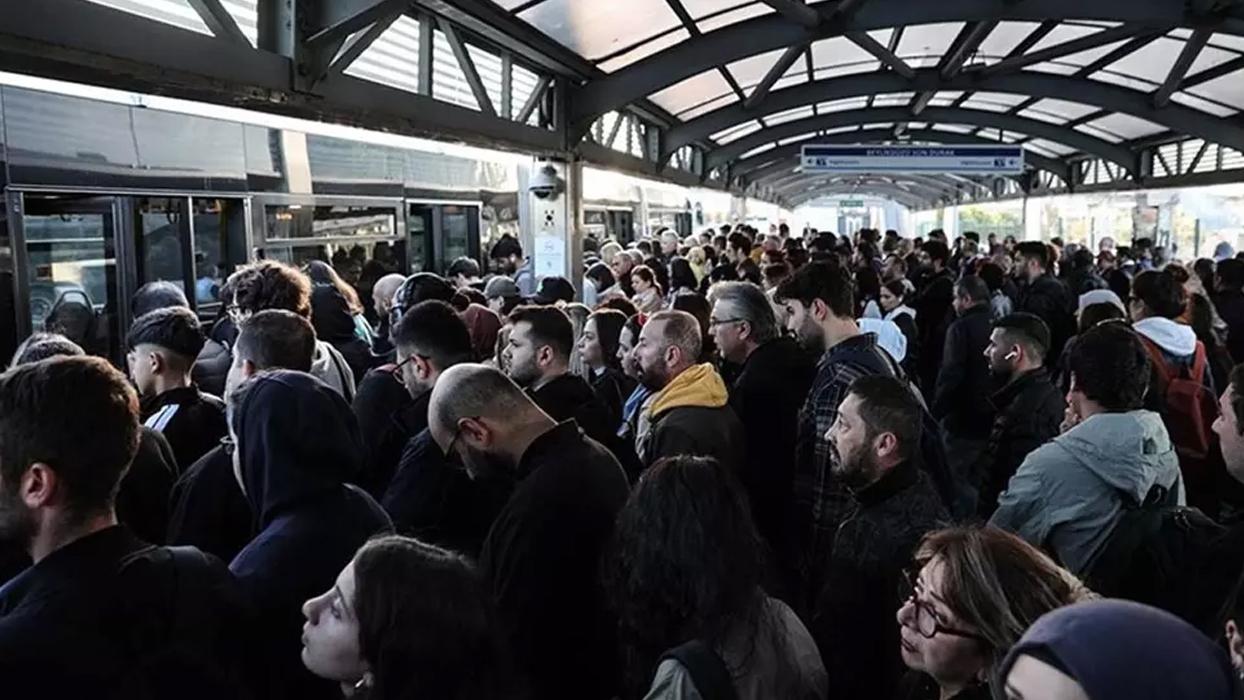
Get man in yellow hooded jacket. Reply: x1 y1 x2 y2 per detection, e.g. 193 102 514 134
632 310 745 473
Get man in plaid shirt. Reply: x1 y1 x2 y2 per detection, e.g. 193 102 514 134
775 260 898 607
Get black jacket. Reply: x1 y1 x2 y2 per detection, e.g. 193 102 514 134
932 304 995 439
192 337 232 398
812 461 948 700
590 366 636 431
228 371 392 700
0 526 252 699
115 427 179 545
166 443 254 564
310 284 374 384
729 337 816 559
891 311 921 383
141 386 227 473
352 368 423 498
914 269 955 392
480 420 629 700
1213 290 1244 363
382 428 511 559
975 367 1065 519
530 373 615 447
1017 274 1075 364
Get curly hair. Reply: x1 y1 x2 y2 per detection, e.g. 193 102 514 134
226 260 312 318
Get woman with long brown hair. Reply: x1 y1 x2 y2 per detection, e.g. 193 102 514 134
896 525 1094 700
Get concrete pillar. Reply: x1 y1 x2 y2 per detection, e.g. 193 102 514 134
1024 196 1042 241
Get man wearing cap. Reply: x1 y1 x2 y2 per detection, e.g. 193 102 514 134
485 276 523 317
975 313 1066 518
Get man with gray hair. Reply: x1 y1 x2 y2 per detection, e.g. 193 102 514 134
370 272 406 361
631 309 744 471
710 282 816 576
428 364 627 700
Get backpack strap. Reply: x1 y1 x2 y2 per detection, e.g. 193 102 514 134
659 640 739 700
1137 335 1176 388
1189 341 1208 385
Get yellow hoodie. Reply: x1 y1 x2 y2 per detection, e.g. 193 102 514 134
648 363 730 417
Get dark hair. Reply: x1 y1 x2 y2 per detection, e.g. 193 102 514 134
236 309 316 372
728 232 751 255
856 265 881 302
599 296 639 318
392 273 456 325
956 275 991 304
10 332 85 368
1079 302 1126 333
882 278 910 303
669 257 697 292
762 262 790 284
1218 259 1244 290
604 456 772 697
775 260 854 318
979 262 1006 292
132 281 189 317
1069 322 1150 411
488 234 522 260
447 257 482 279
588 309 628 371
507 305 574 361
586 262 616 294
227 260 312 318
393 300 474 371
631 264 659 294
126 306 206 360
1231 364 1244 437
736 258 762 286
1071 248 1095 271
0 356 140 519
352 535 512 700
922 240 949 265
1132 270 1187 319
305 260 363 315
1016 242 1050 269
451 288 488 313
993 313 1051 362
847 374 921 461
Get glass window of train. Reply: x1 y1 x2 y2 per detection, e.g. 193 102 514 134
135 197 189 302
0 199 15 365
21 195 121 361
407 205 433 274
310 205 396 239
440 206 477 270
191 198 247 311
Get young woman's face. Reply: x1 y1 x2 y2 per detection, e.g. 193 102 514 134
579 318 605 369
302 561 368 685
632 274 651 294
618 326 640 379
896 558 988 691
879 286 899 312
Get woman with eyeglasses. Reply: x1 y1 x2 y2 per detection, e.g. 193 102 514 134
896 525 1094 700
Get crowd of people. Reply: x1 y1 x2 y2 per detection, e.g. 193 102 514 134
3 223 1244 699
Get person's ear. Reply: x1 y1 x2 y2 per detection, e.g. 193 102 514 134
240 358 257 378
874 432 898 461
1225 620 1244 671
810 298 830 322
737 321 752 342
20 463 58 509
149 350 166 375
458 417 490 447
413 355 434 383
536 345 555 368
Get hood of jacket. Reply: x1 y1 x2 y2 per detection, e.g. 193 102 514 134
1133 316 1198 357
233 369 363 527
1052 410 1176 502
649 363 729 418
310 284 358 343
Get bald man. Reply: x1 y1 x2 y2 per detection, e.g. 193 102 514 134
429 364 628 700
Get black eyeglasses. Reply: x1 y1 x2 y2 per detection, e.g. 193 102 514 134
390 354 420 385
900 569 989 643
708 317 745 328
220 436 235 457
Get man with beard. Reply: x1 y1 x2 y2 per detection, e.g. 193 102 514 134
775 260 899 608
811 375 948 700
428 364 629 700
631 310 743 472
975 313 1066 517
0 356 251 697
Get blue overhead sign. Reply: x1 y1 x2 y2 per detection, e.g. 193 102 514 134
801 144 1025 174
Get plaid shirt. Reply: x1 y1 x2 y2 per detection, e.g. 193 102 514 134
792 333 887 584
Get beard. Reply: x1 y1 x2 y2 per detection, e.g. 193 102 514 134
507 357 541 389
833 441 881 492
638 362 669 392
795 316 826 355
459 442 512 483
0 484 36 551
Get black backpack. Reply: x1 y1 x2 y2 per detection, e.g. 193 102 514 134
660 640 739 700
1086 485 1244 636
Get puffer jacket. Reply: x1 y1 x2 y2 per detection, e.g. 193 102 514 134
990 410 1183 575
635 363 744 473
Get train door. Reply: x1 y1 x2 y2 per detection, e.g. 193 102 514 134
14 193 127 362
406 201 482 275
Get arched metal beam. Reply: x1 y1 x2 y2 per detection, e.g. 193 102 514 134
764 170 977 200
704 106 1134 174
775 180 939 208
674 69 1244 160
734 129 1071 183
571 0 1244 127
770 174 956 204
786 186 931 208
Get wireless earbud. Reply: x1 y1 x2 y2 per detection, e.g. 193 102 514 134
1004 351 1019 360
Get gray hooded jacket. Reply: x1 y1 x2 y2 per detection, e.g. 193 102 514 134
990 410 1183 575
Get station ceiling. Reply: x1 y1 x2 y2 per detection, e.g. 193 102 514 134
5 0 1244 208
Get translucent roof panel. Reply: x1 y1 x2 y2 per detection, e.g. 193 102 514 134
977 22 1043 61
649 69 734 116
519 0 681 61
343 15 421 94
696 2 773 33
896 22 965 70
679 92 738 120
1169 92 1237 118
1027 138 1076 156
817 97 869 113
961 92 1029 113
740 143 777 159
1086 113 1167 139
1073 123 1125 144
810 36 876 70
871 92 915 108
766 106 816 126
712 120 764 144
597 28 690 73
728 49 802 89
1103 37 1238 84
1186 71 1244 111
930 124 975 134
1021 98 1100 124
87 0 212 36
